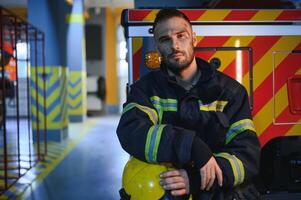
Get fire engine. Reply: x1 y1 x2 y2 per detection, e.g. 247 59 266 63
121 8 301 198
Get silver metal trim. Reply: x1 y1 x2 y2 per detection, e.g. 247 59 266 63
129 25 301 37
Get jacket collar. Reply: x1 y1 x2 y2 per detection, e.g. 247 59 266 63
160 57 215 84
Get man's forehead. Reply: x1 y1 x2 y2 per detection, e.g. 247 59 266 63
154 17 191 36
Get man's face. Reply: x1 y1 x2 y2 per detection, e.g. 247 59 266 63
154 16 197 71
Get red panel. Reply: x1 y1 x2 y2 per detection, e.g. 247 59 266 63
276 10 301 21
133 48 142 81
195 51 215 61
196 36 230 48
253 42 301 116
224 10 257 21
250 36 281 64
129 10 152 21
287 75 301 114
259 107 301 147
180 10 206 21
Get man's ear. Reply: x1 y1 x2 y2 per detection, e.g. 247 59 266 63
192 32 197 47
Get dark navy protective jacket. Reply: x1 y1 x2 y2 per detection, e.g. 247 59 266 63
117 58 261 197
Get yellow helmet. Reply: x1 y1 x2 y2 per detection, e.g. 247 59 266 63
121 157 174 200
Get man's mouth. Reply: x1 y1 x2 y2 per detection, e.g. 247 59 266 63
170 52 183 59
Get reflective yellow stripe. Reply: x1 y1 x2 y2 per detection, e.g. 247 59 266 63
145 124 166 163
123 103 158 124
215 152 245 186
150 96 177 124
145 126 155 162
226 119 256 144
199 100 228 112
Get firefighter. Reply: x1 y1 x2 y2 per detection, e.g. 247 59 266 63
117 8 261 200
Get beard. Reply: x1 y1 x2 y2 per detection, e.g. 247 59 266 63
163 50 195 73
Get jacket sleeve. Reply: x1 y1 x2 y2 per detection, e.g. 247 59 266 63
215 86 261 188
116 82 212 167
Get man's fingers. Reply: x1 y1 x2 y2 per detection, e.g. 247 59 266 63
215 165 223 187
160 170 181 178
200 168 206 190
205 167 215 191
171 189 187 196
162 182 186 190
160 169 190 196
160 176 183 185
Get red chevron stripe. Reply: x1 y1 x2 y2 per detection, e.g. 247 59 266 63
129 10 152 21
276 10 301 21
259 106 301 147
253 42 301 116
251 36 281 64
224 10 257 21
195 51 215 61
218 36 280 89
196 36 230 48
133 48 142 81
180 10 206 21
195 36 230 61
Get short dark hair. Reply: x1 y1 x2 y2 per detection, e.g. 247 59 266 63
152 8 191 33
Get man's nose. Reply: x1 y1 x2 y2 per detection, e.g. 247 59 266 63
171 38 179 50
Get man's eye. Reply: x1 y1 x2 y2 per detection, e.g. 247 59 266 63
178 34 183 38
160 38 169 43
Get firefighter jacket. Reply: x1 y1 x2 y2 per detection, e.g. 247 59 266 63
117 57 261 194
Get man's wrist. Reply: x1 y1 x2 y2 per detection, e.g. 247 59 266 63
191 137 212 168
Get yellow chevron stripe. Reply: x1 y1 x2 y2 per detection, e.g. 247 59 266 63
197 10 231 21
216 36 255 72
274 84 289 119
286 119 301 136
32 122 63 130
144 10 159 21
254 84 287 136
31 66 68 131
253 37 301 90
69 97 82 107
250 10 282 21
133 37 143 55
196 36 204 43
68 83 82 93
31 102 62 122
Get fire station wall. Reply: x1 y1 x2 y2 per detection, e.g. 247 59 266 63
28 0 69 141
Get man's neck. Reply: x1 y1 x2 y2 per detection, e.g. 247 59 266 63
179 58 197 81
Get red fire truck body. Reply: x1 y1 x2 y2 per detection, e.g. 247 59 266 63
122 9 301 194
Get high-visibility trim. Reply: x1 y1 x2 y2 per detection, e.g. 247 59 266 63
150 96 178 111
215 152 245 186
145 124 166 163
199 100 228 112
150 96 177 124
226 119 256 144
123 103 158 125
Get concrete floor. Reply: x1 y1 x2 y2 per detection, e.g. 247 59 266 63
19 115 128 200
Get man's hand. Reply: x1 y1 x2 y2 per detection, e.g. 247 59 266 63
159 169 190 196
200 156 223 191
